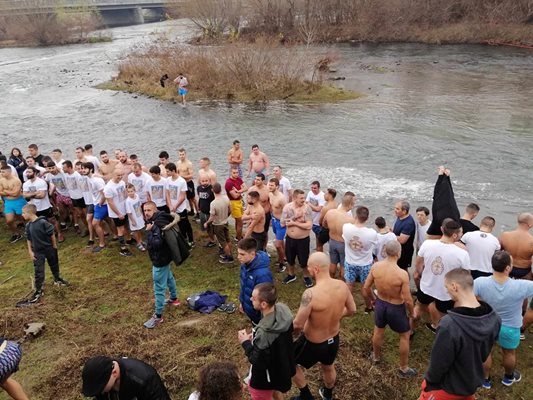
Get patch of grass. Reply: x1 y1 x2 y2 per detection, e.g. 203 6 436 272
97 41 360 104
0 220 532 399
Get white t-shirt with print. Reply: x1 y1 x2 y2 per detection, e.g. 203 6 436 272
306 191 325 225
126 194 145 231
461 231 501 273
419 240 470 301
89 176 106 206
278 176 292 202
46 171 70 197
374 231 398 261
166 176 189 213
64 171 83 200
104 180 127 218
127 171 151 203
79 175 93 205
23 177 52 211
147 177 167 208
342 223 378 266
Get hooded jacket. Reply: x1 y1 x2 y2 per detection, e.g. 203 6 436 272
239 251 273 324
25 216 54 252
242 303 296 392
146 211 173 267
424 302 501 396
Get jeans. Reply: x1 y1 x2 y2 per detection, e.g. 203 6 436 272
34 247 60 290
152 264 177 316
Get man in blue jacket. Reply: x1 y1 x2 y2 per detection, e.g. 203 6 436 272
238 238 273 324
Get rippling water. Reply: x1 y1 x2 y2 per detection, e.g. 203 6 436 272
1 20 532 233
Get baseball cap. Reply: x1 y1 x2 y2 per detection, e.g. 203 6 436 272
82 356 114 397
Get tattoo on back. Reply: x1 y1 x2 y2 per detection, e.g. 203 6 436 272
301 289 312 307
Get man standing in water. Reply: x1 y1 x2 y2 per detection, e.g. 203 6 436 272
499 213 533 280
291 252 356 400
247 144 270 180
227 140 243 178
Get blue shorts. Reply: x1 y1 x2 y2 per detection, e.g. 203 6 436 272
498 325 521 350
329 239 345 266
93 204 108 221
3 196 27 215
271 216 286 240
344 262 372 284
178 87 188 96
312 224 321 236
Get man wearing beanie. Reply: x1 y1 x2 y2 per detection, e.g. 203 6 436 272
81 356 170 399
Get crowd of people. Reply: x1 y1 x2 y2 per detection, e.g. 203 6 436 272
1 142 533 400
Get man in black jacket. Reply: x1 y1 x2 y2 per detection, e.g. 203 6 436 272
82 356 170 399
419 268 501 400
143 201 180 329
238 282 295 400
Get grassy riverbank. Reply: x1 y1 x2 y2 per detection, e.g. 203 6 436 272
1 220 532 399
98 41 360 104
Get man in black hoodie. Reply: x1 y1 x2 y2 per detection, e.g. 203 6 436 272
19 203 68 306
238 282 295 400
142 201 180 329
419 268 501 400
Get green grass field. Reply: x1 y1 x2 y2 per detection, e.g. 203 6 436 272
0 220 531 400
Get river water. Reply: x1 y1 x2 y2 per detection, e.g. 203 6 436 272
1 20 532 233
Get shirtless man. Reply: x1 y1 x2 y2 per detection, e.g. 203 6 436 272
248 173 271 249
117 151 133 180
0 165 26 243
177 148 198 216
322 193 356 278
98 150 119 183
363 241 416 378
242 191 266 250
227 140 243 178
281 189 314 288
246 144 269 180
292 252 356 400
198 157 217 185
158 151 170 178
499 213 533 280
316 188 337 249
268 177 287 271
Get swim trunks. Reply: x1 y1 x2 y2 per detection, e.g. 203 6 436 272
178 87 188 96
317 227 330 244
55 193 72 208
230 199 243 219
374 298 410 333
186 180 195 200
285 236 310 268
71 197 86 209
294 333 340 368
36 207 54 219
498 325 521 350
329 239 345 266
251 231 266 251
271 216 287 240
93 204 108 221
470 270 492 280
0 340 22 383
416 289 454 314
3 196 26 215
344 262 372 284
311 224 321 236
510 266 531 279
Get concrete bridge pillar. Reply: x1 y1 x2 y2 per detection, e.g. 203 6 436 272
100 6 144 27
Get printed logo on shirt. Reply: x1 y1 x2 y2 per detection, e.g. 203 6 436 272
151 185 164 199
66 177 78 190
168 186 178 200
349 236 363 251
78 179 89 192
116 186 126 202
431 256 444 275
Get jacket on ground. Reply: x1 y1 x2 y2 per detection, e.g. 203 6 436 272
242 303 296 392
239 250 273 324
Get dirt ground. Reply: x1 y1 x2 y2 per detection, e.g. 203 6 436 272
0 221 532 400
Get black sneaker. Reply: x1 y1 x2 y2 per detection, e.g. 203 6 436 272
86 239 95 247
278 261 287 273
54 278 69 286
364 307 374 314
219 256 235 264
126 238 136 245
60 223 68 231
425 322 437 334
282 275 297 284
318 387 332 400
9 234 23 244
119 248 133 257
303 277 314 288
29 290 43 303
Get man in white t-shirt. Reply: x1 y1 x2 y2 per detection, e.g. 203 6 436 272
51 149 65 169
62 160 90 238
83 162 108 253
128 163 151 204
104 169 132 257
414 219 470 332
306 180 326 251
374 216 398 262
44 160 71 239
415 206 431 252
22 157 46 181
147 166 168 212
165 163 194 245
461 216 500 279
273 165 292 202
342 206 378 312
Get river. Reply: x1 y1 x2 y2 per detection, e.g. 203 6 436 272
1 20 532 233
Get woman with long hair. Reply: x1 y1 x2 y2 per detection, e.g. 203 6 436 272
7 148 25 181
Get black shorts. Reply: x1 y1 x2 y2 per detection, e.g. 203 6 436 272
471 270 492 280
251 231 266 250
186 180 195 200
294 334 340 368
72 197 86 209
86 204 94 214
264 212 271 232
36 207 53 219
157 205 170 213
416 289 454 314
285 236 310 268
112 216 128 227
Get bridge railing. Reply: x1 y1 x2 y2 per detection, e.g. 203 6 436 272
0 0 172 12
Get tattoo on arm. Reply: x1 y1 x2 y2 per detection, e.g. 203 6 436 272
300 289 312 307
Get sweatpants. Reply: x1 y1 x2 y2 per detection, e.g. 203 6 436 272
34 247 60 290
178 210 194 243
152 264 177 316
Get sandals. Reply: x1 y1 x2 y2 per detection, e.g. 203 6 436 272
217 302 236 314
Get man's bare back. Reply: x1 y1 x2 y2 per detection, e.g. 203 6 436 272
367 260 411 305
319 200 338 226
324 209 355 242
500 230 533 268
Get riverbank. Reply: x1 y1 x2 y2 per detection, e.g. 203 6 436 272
97 41 361 104
1 223 531 399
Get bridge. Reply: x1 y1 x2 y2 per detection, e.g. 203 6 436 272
0 0 183 26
